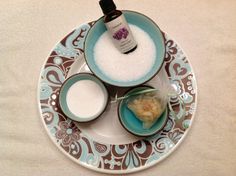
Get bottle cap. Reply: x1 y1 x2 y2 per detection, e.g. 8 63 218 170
99 0 116 15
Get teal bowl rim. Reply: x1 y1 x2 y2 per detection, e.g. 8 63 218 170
59 73 109 122
84 10 166 88
117 85 169 137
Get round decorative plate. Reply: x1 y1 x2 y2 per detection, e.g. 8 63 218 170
38 21 197 174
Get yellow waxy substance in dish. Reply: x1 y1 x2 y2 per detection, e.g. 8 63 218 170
127 93 163 129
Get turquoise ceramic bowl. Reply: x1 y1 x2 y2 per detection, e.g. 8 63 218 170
59 73 109 122
84 10 165 87
118 86 168 136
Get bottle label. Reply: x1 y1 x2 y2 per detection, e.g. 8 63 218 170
105 14 137 53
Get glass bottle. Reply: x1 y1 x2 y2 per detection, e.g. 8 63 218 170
99 0 137 54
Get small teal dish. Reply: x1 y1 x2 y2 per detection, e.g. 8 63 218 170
118 86 168 137
59 73 109 122
84 10 165 87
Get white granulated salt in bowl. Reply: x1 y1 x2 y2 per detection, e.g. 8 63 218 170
94 24 156 82
59 74 109 122
66 80 105 118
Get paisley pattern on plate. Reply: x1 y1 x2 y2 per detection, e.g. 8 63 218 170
38 22 197 174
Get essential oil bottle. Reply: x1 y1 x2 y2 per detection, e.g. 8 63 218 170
99 0 137 54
